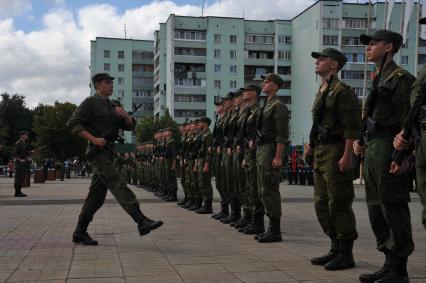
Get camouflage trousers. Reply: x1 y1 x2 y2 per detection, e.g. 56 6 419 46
198 158 213 200
245 149 263 217
364 137 414 257
414 135 426 230
76 151 144 231
314 142 358 241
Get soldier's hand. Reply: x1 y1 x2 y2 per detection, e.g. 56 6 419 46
193 165 197 172
242 159 246 168
208 146 212 153
203 163 209 173
353 140 364 155
338 154 352 173
393 130 412 151
236 145 241 154
227 148 232 156
92 137 107 147
217 146 222 154
272 157 282 169
390 160 409 176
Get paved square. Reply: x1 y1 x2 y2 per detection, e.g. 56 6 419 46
0 176 425 282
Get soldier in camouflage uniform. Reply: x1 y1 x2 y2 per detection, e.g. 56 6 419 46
211 99 228 219
163 128 178 202
67 73 162 245
178 124 189 205
195 117 213 214
239 85 265 235
231 90 250 229
13 130 31 197
354 30 415 283
305 48 359 271
182 121 197 209
254 73 289 243
188 120 203 211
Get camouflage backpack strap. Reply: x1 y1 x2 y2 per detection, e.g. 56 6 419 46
382 67 406 84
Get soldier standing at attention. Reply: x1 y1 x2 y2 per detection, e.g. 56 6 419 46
211 99 228 219
195 117 213 214
305 48 359 271
239 84 265 235
67 73 163 245
163 128 178 202
13 130 31 197
255 73 289 243
394 16 426 231
353 30 415 283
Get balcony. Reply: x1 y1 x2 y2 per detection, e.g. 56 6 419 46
132 70 153 77
244 58 275 66
174 55 206 64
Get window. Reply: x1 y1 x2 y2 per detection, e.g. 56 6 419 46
230 35 237 44
175 95 206 102
134 90 152 97
214 80 221 88
344 53 365 63
118 77 124 84
341 71 371 80
278 51 291 60
323 35 338 46
230 81 237 89
401 56 408 65
230 50 237 59
277 66 291 75
118 64 125 72
230 65 237 74
104 63 110 71
117 90 124 97
244 35 274 44
118 50 124 58
174 109 206 118
282 81 291 89
214 49 221 58
344 18 370 29
342 37 362 46
322 18 339 29
174 78 204 87
214 34 221 43
175 47 206 56
214 64 221 72
174 30 206 41
419 54 426 64
104 50 110 58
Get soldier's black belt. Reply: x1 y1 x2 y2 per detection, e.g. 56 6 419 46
257 139 276 147
365 127 400 142
315 135 343 146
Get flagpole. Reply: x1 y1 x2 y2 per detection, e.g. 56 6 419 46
415 0 421 75
384 0 388 29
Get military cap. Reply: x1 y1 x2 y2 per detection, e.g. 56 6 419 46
261 73 284 88
18 130 29 136
420 17 426 24
311 48 347 69
241 84 261 95
214 96 224 106
91 72 115 85
164 127 173 132
223 92 234 100
360 29 403 53
233 88 243 97
198 117 211 126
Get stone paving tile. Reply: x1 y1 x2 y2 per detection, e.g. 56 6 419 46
125 274 184 283
233 270 297 283
67 279 124 283
68 260 123 279
223 262 278 273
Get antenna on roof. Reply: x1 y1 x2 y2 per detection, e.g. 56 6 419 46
123 24 127 39
201 0 206 16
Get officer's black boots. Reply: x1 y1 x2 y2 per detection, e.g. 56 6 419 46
212 202 229 220
311 238 338 265
243 214 265 235
188 198 202 211
370 255 409 283
233 211 251 229
137 216 163 236
359 252 392 283
73 224 97 245
14 187 27 197
196 199 213 214
165 191 177 202
183 198 194 209
257 217 282 243
324 239 355 270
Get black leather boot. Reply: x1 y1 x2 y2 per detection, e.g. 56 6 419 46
324 239 355 270
14 187 27 197
183 198 194 209
212 202 229 220
196 199 213 214
222 199 241 224
165 191 177 202
257 217 282 243
233 211 251 229
72 224 97 245
375 255 409 283
244 214 265 235
311 238 338 265
359 252 392 282
137 216 163 236
188 198 202 211
177 197 188 206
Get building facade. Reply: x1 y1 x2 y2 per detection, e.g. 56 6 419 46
90 37 154 143
153 15 292 124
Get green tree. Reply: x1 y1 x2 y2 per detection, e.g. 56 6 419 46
32 101 86 162
135 108 180 143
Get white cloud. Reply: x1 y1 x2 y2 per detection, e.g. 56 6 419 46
0 0 31 17
0 0 315 108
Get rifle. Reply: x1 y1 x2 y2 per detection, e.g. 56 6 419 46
391 84 426 165
305 75 334 164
